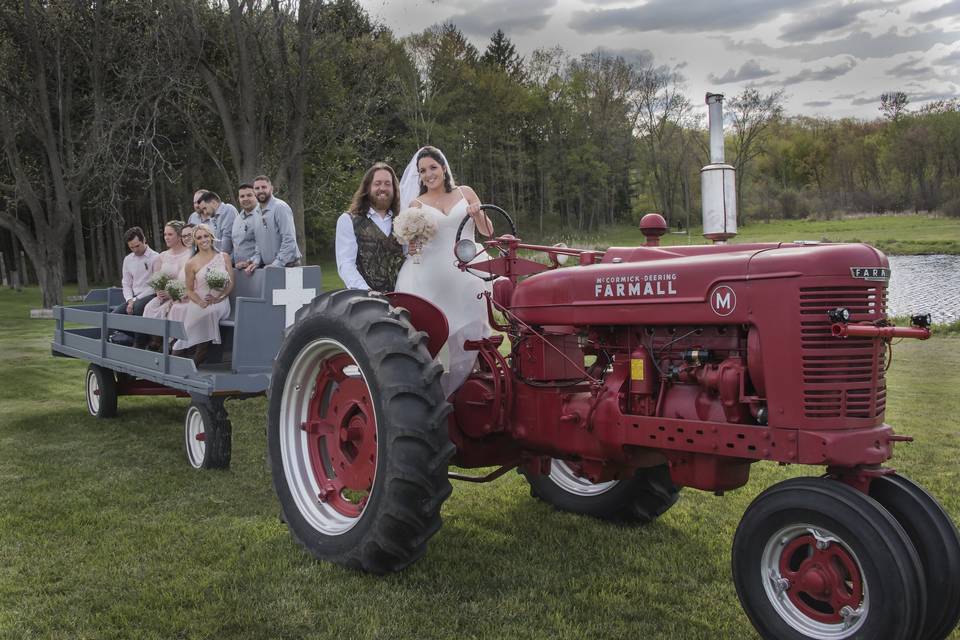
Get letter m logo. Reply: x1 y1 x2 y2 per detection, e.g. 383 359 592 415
710 285 736 317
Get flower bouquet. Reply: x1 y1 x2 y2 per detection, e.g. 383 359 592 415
393 207 438 264
148 271 172 293
166 279 187 302
205 268 229 295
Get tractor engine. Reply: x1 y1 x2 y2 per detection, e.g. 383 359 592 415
448 237 908 492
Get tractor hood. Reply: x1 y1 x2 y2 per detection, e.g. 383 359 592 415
509 241 889 326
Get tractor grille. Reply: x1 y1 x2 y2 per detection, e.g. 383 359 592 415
798 286 887 419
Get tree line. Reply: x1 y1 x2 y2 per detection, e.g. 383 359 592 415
1 0 957 306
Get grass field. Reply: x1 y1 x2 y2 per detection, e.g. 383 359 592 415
2 283 959 639
526 213 960 255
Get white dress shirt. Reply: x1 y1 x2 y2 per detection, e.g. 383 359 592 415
335 208 394 290
121 247 159 301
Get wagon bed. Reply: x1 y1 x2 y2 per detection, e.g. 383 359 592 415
52 266 322 396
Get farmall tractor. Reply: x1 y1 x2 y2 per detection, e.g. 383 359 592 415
266 95 960 640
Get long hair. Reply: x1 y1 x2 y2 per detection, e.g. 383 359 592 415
417 146 455 195
349 162 401 217
164 220 186 248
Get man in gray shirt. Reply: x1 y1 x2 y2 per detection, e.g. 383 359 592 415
253 174 302 267
232 182 261 275
190 189 207 221
190 191 238 256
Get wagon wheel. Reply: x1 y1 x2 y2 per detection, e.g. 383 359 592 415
183 398 232 470
869 474 960 640
732 476 926 640
454 204 518 282
522 460 679 523
85 364 117 419
267 289 455 573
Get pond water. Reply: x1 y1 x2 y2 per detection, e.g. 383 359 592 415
887 255 960 323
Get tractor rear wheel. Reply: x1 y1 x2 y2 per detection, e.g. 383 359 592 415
85 364 117 418
268 290 455 574
732 476 926 640
869 474 960 640
183 398 232 470
522 460 679 523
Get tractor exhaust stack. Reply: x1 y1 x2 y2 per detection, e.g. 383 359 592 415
701 92 737 243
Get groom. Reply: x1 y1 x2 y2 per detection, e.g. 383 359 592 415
335 162 405 292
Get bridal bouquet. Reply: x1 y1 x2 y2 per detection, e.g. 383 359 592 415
205 268 229 293
393 207 438 264
166 279 187 302
148 272 171 293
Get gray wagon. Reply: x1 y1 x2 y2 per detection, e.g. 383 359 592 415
51 266 322 469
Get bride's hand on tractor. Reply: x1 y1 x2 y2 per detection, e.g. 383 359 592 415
468 204 493 236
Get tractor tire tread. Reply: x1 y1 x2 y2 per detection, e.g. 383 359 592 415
269 290 452 575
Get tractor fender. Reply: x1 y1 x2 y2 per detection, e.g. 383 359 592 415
382 292 449 359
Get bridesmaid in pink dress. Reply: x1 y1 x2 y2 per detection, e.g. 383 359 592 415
143 221 192 331
172 223 234 364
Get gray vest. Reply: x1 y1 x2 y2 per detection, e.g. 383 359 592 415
352 214 404 292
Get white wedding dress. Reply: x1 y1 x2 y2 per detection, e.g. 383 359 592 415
394 196 491 397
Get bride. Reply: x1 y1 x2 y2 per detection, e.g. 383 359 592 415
395 146 494 397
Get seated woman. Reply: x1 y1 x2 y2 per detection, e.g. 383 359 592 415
142 220 192 350
172 223 234 365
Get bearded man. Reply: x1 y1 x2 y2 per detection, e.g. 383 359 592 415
334 162 405 292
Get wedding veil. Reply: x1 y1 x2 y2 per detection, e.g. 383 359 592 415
398 146 453 211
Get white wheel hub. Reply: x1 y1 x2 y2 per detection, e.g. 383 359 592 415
184 406 206 469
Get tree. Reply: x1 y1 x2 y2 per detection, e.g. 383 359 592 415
880 91 909 122
482 29 522 78
630 61 695 226
727 88 784 216
168 0 324 255
0 0 161 306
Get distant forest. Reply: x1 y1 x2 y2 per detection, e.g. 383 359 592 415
2 0 959 305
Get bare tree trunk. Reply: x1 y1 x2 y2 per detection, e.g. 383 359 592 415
72 213 89 294
285 158 307 261
539 164 545 236
94 222 108 284
33 246 63 308
106 219 121 285
149 176 162 246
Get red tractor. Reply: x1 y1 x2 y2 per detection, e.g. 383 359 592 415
267 90 958 640
266 208 958 640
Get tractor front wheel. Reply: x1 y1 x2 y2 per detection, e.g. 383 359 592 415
522 460 679 523
869 474 960 640
732 476 926 640
268 290 455 574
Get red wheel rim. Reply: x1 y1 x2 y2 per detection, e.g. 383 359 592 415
303 353 377 518
778 533 864 624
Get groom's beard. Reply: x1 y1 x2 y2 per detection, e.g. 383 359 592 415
371 192 392 211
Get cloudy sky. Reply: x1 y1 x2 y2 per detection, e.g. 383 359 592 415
357 0 960 119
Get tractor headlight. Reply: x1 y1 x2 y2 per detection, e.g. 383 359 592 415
454 238 478 263
552 242 569 265
827 307 850 323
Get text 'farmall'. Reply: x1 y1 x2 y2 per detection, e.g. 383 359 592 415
595 273 679 298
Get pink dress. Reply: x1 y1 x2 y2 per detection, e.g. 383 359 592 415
143 249 192 320
173 253 231 350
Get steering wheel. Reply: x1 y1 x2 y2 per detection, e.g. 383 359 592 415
454 204 518 282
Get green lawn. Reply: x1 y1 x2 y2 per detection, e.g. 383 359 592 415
530 214 960 255
1 285 958 639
